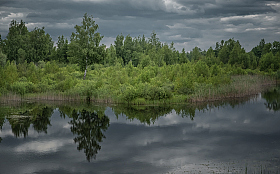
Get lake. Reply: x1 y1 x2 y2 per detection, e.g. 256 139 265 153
0 87 279 174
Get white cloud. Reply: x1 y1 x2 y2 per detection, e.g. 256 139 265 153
220 14 261 22
0 12 27 26
26 22 47 29
245 27 267 31
15 139 72 153
266 2 280 11
166 23 189 29
163 0 195 14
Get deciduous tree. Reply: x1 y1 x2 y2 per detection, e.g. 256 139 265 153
69 13 106 80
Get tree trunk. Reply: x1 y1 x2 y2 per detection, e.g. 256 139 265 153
83 57 88 80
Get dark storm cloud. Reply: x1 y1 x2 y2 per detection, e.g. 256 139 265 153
0 0 279 51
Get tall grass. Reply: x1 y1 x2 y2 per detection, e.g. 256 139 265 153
0 75 277 105
189 75 276 103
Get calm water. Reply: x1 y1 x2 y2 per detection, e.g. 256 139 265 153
0 87 279 174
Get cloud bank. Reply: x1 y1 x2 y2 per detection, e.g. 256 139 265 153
1 0 279 51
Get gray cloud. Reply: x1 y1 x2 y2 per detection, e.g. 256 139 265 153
0 0 279 51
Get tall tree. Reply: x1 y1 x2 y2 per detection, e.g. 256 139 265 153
179 48 188 64
114 34 125 64
69 13 106 80
56 35 69 63
251 39 265 59
123 34 133 65
191 46 202 61
3 20 28 63
148 31 161 51
27 27 53 62
272 41 280 55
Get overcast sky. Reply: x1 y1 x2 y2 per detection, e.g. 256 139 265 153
0 0 280 52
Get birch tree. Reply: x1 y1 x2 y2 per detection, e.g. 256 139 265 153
69 13 106 80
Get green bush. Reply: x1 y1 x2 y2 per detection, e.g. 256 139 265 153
276 69 280 79
11 82 24 95
71 80 97 100
44 61 59 74
133 98 146 105
11 81 36 96
120 85 136 103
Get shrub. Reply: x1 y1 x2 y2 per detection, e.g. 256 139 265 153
11 81 36 96
71 80 97 100
133 98 146 105
120 85 136 103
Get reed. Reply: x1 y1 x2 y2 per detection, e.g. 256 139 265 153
190 75 276 103
0 75 277 105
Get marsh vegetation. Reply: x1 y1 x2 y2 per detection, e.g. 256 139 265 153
0 14 280 104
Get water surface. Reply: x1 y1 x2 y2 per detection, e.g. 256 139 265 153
0 88 279 174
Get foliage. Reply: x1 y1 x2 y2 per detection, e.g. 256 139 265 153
0 16 279 104
68 13 106 79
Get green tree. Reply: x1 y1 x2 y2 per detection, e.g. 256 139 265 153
259 52 279 71
56 35 69 63
228 42 242 65
0 50 7 67
161 44 173 65
251 39 265 59
69 13 106 80
262 42 272 55
114 34 124 61
3 61 18 86
17 48 26 64
0 34 3 50
204 47 219 66
148 31 161 51
3 20 28 63
248 52 257 69
123 34 133 64
104 44 117 66
140 34 147 52
191 47 202 61
218 45 230 64
195 60 209 78
272 41 280 55
179 48 188 64
28 27 54 62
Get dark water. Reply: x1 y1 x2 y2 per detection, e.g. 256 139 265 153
0 87 279 174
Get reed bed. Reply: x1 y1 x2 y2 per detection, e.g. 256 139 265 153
0 75 277 104
0 92 114 104
189 75 276 103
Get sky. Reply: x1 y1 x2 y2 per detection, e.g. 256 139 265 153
0 0 280 52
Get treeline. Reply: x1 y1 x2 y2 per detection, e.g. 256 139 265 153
0 15 280 71
0 14 279 103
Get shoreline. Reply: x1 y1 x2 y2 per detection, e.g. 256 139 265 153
1 82 277 106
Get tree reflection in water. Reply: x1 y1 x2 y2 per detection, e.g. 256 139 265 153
1 104 53 138
69 109 110 162
0 111 6 143
8 116 31 138
262 87 280 112
32 106 53 133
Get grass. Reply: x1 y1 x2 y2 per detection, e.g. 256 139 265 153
0 75 277 105
189 75 276 103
